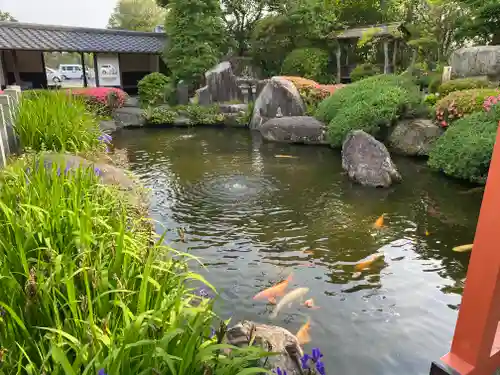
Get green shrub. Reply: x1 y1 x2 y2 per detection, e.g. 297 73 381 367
428 75 442 93
281 48 330 83
15 91 102 153
0 156 268 373
315 74 421 147
145 104 225 125
424 93 439 106
137 72 172 107
350 63 381 82
438 78 493 97
428 104 500 184
435 88 500 127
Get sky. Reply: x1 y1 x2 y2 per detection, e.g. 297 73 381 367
0 0 118 28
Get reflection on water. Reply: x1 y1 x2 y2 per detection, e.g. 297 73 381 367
113 128 483 375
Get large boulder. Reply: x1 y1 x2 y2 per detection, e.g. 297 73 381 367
260 116 327 145
450 46 500 78
249 77 306 130
342 130 402 188
112 107 145 128
388 119 443 156
205 61 244 103
226 321 303 375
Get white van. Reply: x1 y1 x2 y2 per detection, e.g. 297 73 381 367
58 64 84 80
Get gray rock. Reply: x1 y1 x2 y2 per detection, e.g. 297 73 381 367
123 96 139 108
256 79 269 98
450 46 500 78
249 77 306 130
99 120 117 133
196 86 211 106
176 81 189 105
388 118 443 156
205 61 244 103
218 103 248 113
113 107 145 128
226 321 303 375
172 116 192 127
342 130 401 188
260 116 328 145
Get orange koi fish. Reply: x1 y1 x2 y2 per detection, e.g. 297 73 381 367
373 214 386 229
452 244 473 253
296 317 311 345
355 253 384 271
253 273 293 302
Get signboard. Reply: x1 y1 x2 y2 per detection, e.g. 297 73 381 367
96 53 121 87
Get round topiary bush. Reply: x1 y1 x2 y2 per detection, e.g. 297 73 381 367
350 63 381 82
435 88 500 128
437 78 493 97
281 48 330 83
315 74 422 147
428 104 500 184
138 72 172 107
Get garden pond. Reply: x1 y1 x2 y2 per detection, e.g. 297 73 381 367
113 127 483 375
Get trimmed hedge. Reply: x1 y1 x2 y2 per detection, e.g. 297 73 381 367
350 63 381 82
315 74 422 147
428 104 500 184
435 88 500 128
138 72 173 107
438 78 493 97
281 48 330 83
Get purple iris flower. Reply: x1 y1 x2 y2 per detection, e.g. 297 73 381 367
94 167 102 177
209 327 216 338
315 360 326 375
98 133 112 144
300 353 310 369
97 369 107 375
311 347 323 362
64 163 72 175
273 368 287 375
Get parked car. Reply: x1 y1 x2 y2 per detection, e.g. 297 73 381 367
100 64 117 76
58 64 84 80
46 67 62 86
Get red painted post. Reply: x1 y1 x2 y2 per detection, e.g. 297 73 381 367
439 123 500 375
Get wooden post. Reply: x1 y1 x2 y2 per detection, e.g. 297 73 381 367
11 50 21 84
93 53 100 87
40 52 48 89
0 101 8 165
437 123 500 375
392 40 398 73
80 52 88 88
336 44 342 83
383 39 389 74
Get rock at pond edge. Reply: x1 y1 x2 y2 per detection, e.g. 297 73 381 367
260 116 328 145
227 320 303 375
342 130 402 188
388 118 443 156
249 77 306 130
113 107 145 129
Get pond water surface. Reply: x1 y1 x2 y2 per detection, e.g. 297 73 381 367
113 128 484 375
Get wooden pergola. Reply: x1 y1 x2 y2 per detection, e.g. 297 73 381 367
329 22 409 82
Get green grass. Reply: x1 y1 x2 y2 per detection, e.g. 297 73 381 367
14 91 102 153
0 156 269 374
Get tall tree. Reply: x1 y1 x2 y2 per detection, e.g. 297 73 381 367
457 0 500 45
0 11 17 22
163 0 227 85
107 0 165 32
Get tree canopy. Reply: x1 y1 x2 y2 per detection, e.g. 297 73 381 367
107 0 165 32
0 11 17 22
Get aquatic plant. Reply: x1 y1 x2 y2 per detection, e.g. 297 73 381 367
15 90 103 153
0 156 268 374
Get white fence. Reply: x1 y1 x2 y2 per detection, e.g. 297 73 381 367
0 85 21 167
